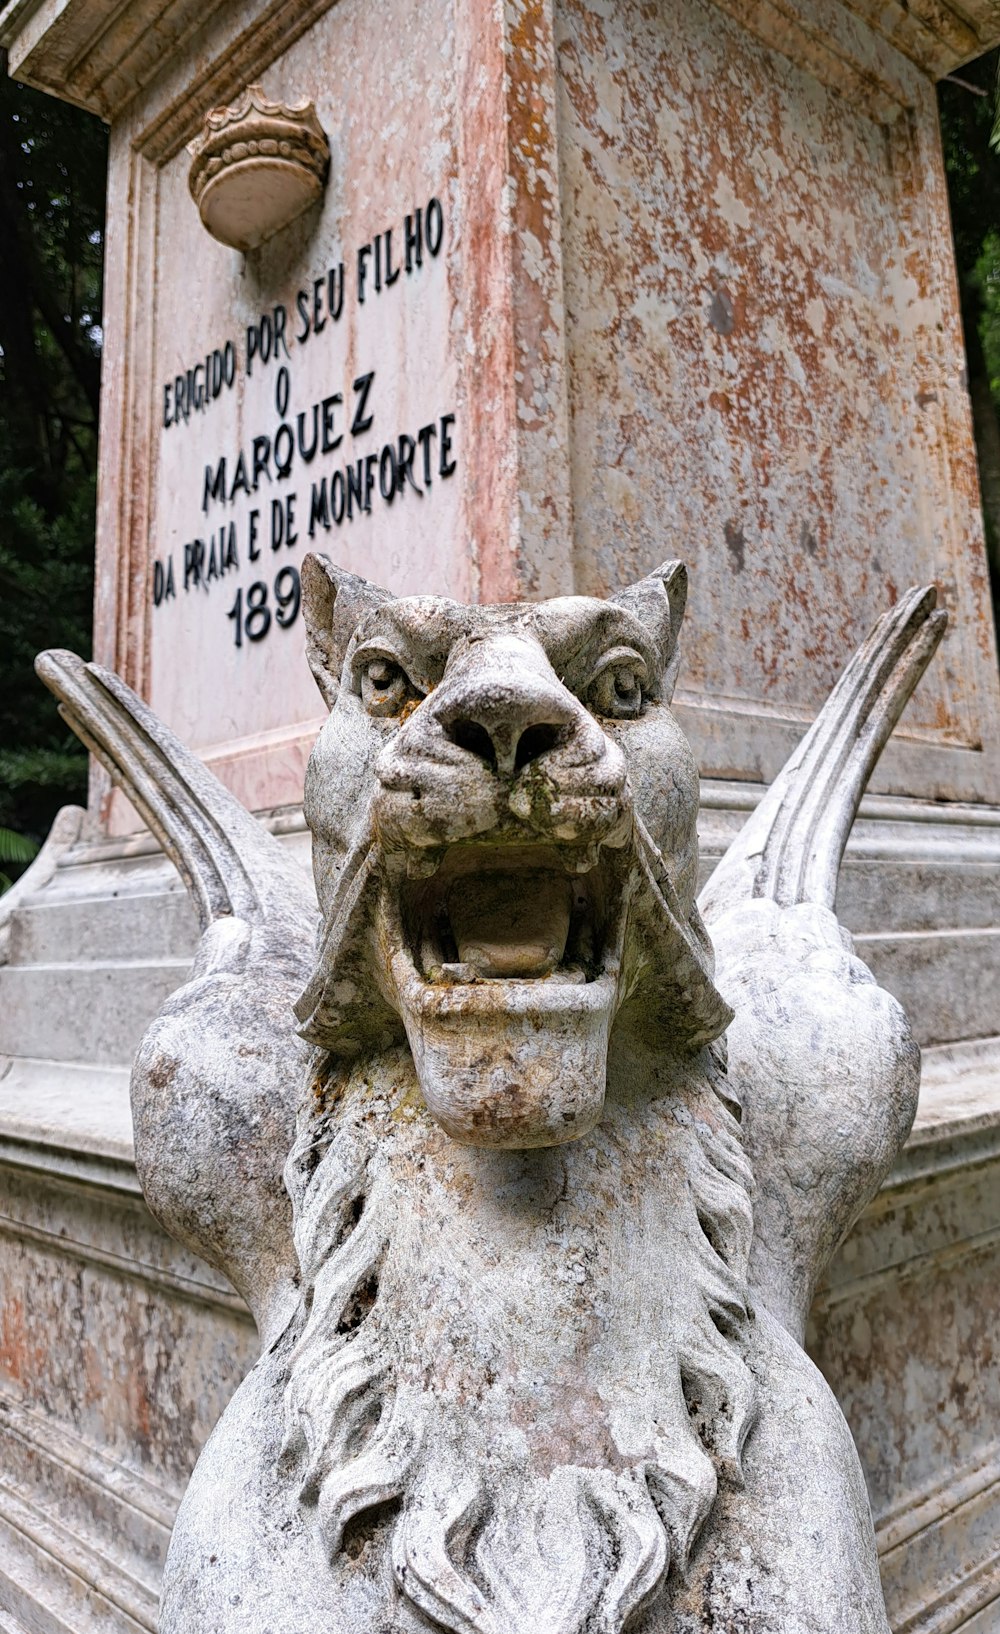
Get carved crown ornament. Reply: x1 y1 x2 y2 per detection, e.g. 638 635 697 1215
187 84 330 252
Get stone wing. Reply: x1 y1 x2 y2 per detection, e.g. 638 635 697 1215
35 650 318 1338
34 649 315 936
698 588 946 1341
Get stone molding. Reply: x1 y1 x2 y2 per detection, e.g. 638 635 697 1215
4 0 1000 120
0 1127 255 1633
0 0 337 128
705 0 986 122
0 1135 246 1320
876 1441 1000 1632
0 1388 169 1633
808 1078 1000 1634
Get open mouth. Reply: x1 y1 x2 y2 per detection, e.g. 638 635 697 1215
397 844 619 988
381 842 626 1148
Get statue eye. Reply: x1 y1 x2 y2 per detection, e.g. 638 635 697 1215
360 656 415 717
587 650 647 720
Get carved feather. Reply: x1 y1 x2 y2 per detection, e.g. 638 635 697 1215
34 648 315 937
699 585 947 924
697 587 946 1341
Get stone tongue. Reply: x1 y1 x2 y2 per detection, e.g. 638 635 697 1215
447 872 573 978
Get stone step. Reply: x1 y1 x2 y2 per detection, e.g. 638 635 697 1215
0 960 191 1068
0 842 198 1071
698 784 1000 941
698 787 1000 1048
836 857 1000 939
6 892 197 968
0 819 310 1073
857 929 1000 1051
0 1476 156 1634
0 1395 173 1585
0 1058 135 1174
699 846 1000 939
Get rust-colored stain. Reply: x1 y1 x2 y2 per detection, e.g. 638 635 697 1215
0 1297 46 1386
548 0 1000 792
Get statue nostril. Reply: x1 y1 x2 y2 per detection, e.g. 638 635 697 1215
444 718 497 767
514 723 564 771
442 716 566 772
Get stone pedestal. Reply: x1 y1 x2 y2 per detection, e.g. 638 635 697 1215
1 0 1000 1628
5 0 1000 820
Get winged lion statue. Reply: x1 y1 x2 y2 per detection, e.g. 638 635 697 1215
37 556 945 1633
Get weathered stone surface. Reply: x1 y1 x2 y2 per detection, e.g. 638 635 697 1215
33 556 946 1632
0 1119 256 1634
553 0 1000 805
2 0 998 1625
810 1036 1000 1630
3 0 995 825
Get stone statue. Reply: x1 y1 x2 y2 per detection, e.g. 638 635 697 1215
37 557 946 1633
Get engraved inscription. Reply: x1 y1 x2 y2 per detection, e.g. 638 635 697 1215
151 196 458 650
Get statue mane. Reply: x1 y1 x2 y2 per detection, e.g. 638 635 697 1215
281 1045 757 1634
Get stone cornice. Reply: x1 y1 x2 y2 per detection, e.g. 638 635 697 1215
0 0 334 124
3 0 1000 123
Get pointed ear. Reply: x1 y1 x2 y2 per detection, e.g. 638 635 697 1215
301 554 394 709
612 560 688 702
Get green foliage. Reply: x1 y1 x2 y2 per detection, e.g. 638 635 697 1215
939 53 1000 625
940 53 1000 270
0 825 38 863
0 824 39 894
0 76 107 880
974 230 1000 397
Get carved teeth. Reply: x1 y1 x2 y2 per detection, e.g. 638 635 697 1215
426 961 586 987
601 811 633 850
435 962 480 984
407 849 444 879
563 844 600 874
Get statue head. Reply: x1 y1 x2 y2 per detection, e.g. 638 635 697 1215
294 555 731 1147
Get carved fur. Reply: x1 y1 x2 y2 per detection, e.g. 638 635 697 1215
283 1046 755 1634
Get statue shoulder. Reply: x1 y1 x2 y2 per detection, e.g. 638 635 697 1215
660 1308 890 1634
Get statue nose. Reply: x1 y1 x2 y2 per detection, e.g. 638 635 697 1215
433 634 598 776
441 710 568 776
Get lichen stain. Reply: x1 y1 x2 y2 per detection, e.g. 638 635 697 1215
724 520 746 574
146 1052 179 1092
